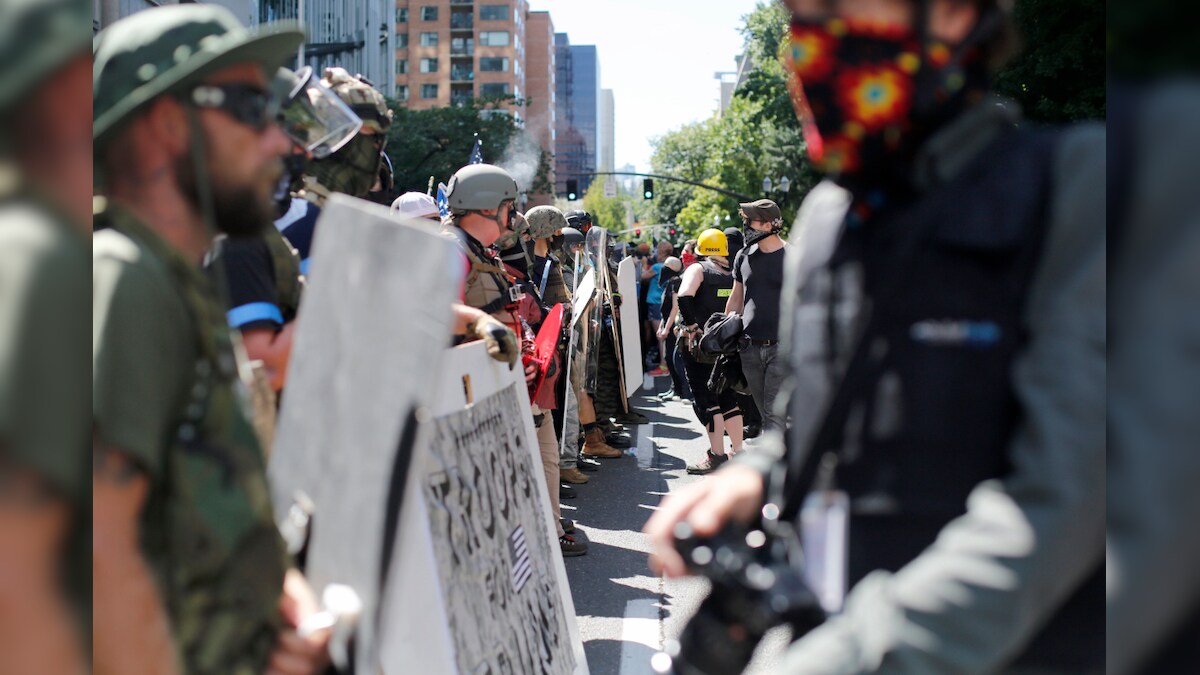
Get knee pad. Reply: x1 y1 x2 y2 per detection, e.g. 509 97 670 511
704 406 721 433
721 402 742 420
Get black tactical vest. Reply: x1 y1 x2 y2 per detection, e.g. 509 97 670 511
694 260 734 323
791 127 1103 671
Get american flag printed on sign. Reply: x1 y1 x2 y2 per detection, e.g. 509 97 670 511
509 525 532 593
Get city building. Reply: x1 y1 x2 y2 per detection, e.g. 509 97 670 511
599 88 615 173
524 11 557 206
252 0 395 96
95 0 257 31
617 162 638 194
96 0 396 95
392 0 528 117
554 34 601 197
716 52 750 116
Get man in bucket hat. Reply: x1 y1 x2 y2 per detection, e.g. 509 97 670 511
92 6 331 674
724 198 790 440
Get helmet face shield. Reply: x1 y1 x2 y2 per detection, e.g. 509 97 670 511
278 66 364 159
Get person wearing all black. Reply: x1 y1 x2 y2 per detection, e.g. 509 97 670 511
724 200 789 438
723 226 764 438
675 229 742 475
654 256 690 401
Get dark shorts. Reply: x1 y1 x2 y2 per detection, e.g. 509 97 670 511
647 304 663 322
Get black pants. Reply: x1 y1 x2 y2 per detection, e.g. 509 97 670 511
664 332 688 397
680 349 741 430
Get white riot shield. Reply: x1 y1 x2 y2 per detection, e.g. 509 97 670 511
378 342 588 675
617 256 643 395
268 194 458 672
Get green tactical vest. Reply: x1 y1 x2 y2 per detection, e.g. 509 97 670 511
98 204 288 675
262 226 303 322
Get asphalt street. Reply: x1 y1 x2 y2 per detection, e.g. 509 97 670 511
562 374 791 675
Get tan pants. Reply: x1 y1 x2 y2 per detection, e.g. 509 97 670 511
536 413 565 537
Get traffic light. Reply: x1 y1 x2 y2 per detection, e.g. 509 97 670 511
634 228 641 236
643 178 654 200
566 179 578 201
669 228 676 236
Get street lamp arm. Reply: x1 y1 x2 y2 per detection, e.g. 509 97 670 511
563 172 756 203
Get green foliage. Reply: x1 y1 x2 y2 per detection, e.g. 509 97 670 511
649 0 1107 231
530 148 555 196
994 0 1106 122
649 2 814 236
736 1 795 126
381 95 554 203
581 181 630 233
1108 0 1200 79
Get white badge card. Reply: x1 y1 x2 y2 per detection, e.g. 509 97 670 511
800 490 849 614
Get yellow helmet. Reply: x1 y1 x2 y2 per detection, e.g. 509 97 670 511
696 228 729 257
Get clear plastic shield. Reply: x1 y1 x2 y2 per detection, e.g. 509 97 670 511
559 254 594 457
583 228 610 394
278 66 364 159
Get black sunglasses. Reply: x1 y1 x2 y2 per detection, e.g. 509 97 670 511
188 84 280 131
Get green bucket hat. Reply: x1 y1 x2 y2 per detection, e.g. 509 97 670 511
93 4 305 144
0 0 91 113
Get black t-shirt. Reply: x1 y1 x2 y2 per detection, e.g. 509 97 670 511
660 275 680 316
274 197 321 274
734 243 788 340
204 237 282 332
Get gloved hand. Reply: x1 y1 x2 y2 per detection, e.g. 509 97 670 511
468 315 519 369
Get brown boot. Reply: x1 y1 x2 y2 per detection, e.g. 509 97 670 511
582 428 622 459
561 467 590 484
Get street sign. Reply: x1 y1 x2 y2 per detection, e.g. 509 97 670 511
603 180 617 199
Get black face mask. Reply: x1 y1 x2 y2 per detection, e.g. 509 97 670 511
551 233 565 252
743 222 778 247
273 153 309 216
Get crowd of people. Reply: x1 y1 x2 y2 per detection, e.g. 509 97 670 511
7 0 1194 672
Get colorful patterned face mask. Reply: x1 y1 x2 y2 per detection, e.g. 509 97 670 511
784 15 985 181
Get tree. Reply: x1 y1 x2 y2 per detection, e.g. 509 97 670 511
382 95 555 203
581 181 629 234
648 2 815 233
994 0 1105 122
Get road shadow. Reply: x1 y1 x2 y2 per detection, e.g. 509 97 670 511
651 450 686 472
584 638 660 675
654 423 701 442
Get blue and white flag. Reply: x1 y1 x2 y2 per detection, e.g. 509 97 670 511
436 182 450 218
468 137 484 165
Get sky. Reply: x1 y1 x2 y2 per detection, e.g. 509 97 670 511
527 0 765 172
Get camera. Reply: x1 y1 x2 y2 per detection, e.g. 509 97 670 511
653 521 826 675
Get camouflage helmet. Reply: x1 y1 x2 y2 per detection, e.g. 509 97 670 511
525 205 568 240
445 164 519 214
320 67 392 134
